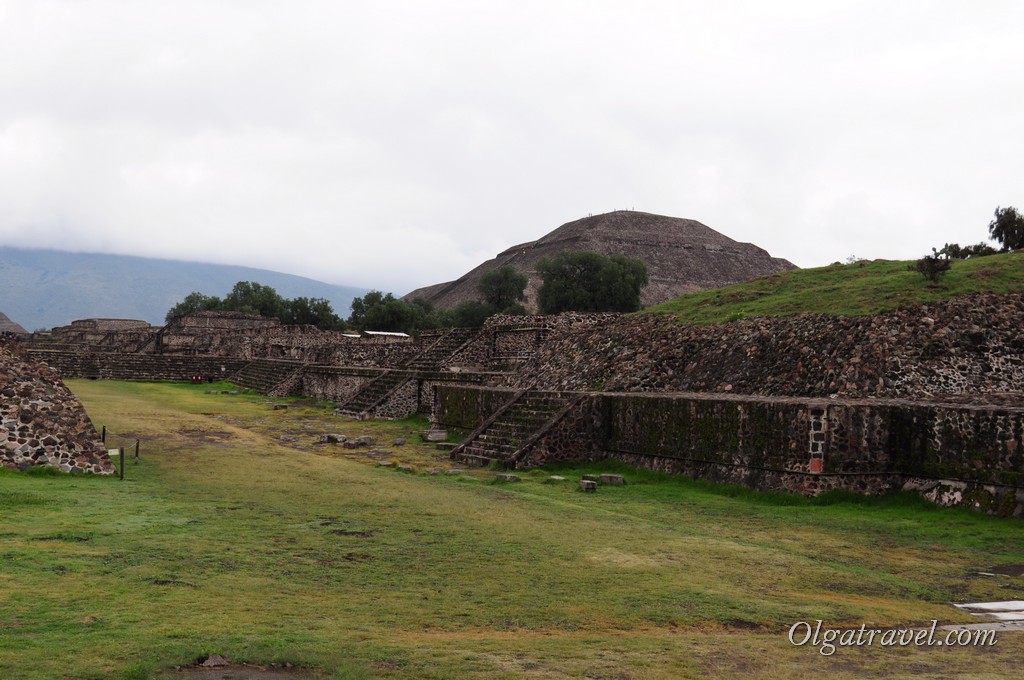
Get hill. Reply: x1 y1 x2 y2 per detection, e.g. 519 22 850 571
0 247 370 330
645 252 1024 323
404 210 795 311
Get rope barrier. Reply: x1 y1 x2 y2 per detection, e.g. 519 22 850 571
100 426 140 480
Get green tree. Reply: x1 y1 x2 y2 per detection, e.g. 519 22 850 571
222 281 286 319
166 282 345 330
988 206 1024 251
937 242 998 260
348 291 425 334
282 297 343 330
165 292 222 323
451 300 495 328
536 251 648 314
478 265 527 310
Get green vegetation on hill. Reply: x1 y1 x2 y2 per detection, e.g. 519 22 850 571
645 252 1024 323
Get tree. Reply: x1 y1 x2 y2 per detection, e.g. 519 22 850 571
910 249 952 283
937 242 998 260
165 292 222 322
451 300 495 328
347 291 425 334
222 281 286 319
166 282 342 330
282 297 343 330
988 206 1024 251
536 251 648 314
478 265 527 310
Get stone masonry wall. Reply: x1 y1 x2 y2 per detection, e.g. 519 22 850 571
299 367 381 403
435 384 1024 517
1 342 115 474
29 351 249 382
507 293 1024 403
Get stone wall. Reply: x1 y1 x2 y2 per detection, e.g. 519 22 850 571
434 384 1024 517
506 293 1024 403
1 342 115 475
447 312 619 370
433 384 517 430
299 366 382 403
29 351 249 382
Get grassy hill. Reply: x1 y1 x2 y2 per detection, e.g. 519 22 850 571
645 251 1024 323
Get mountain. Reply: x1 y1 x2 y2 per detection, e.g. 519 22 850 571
404 210 796 311
0 247 370 331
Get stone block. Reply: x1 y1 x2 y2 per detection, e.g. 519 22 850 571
420 429 448 442
600 474 625 485
495 473 520 482
579 480 598 492
445 469 463 475
318 433 347 444
396 464 415 473
378 460 394 467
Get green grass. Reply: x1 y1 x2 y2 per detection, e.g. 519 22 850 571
1 380 1022 678
644 252 1024 323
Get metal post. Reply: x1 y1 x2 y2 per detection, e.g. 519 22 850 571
134 440 140 464
119 447 125 480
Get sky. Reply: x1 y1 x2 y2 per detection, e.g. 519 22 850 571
1 0 1022 295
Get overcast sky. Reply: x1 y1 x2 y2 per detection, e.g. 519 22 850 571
1 0 1022 295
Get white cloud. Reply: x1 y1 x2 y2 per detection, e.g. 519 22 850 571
1 0 1022 294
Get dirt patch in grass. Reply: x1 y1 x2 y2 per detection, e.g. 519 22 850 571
177 428 235 446
991 563 1024 577
171 664 320 679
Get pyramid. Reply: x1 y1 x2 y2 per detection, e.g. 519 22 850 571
405 211 795 311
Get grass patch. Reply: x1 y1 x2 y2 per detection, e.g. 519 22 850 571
645 252 1024 322
0 380 1021 678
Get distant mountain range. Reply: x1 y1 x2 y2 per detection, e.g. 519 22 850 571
0 247 370 331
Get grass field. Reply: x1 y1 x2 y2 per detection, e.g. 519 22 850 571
2 380 1023 678
645 251 1024 323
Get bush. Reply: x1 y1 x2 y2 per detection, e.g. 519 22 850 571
910 250 952 283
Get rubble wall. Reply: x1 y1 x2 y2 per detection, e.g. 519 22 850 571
508 293 1024 402
1 343 114 474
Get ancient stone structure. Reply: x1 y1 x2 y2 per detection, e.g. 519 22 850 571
18 297 1024 516
0 311 28 336
1 341 114 474
404 210 795 312
435 385 1024 517
505 293 1024 402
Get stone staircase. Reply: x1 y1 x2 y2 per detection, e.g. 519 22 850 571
335 371 410 416
230 359 303 395
452 391 573 467
404 328 476 371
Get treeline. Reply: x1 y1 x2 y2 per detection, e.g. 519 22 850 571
166 281 345 330
911 205 1024 283
166 250 649 335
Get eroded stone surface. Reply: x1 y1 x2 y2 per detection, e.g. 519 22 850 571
0 341 114 475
